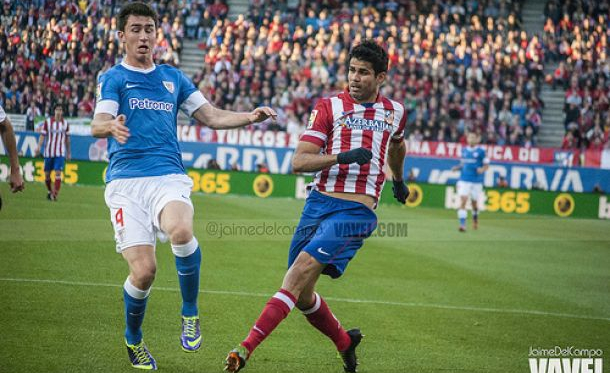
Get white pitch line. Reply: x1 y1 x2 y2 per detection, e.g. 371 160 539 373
1 277 608 323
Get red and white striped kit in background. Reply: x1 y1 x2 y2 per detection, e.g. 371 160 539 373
300 89 407 200
41 117 70 158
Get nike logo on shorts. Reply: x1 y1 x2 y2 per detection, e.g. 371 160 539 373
317 247 330 256
126 83 138 88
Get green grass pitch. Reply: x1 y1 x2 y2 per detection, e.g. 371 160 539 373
0 182 608 373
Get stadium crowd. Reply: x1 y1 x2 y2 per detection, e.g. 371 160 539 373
0 0 227 130
1 0 608 151
542 0 609 151
192 0 551 148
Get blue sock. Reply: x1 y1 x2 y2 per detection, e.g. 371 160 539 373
123 280 150 345
175 247 201 317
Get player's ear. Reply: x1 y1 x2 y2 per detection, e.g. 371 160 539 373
376 71 386 85
117 30 125 43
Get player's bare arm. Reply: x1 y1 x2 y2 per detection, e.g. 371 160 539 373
387 140 406 180
291 141 339 173
388 140 409 204
292 142 373 173
452 163 463 171
477 164 489 174
192 103 277 130
0 117 25 192
65 135 71 161
91 113 130 144
35 133 45 157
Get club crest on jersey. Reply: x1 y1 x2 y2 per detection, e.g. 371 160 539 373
307 110 318 129
384 110 394 124
163 81 175 93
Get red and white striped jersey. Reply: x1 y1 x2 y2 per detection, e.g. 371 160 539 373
300 89 407 200
41 118 70 158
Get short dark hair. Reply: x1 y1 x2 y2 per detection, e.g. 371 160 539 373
118 2 158 32
348 40 388 75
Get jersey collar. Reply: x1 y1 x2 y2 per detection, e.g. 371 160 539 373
120 60 156 74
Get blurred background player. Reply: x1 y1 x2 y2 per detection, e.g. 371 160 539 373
452 132 489 232
0 104 25 210
225 40 409 373
91 2 276 370
36 105 71 201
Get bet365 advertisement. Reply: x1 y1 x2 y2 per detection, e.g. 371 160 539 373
6 132 610 193
2 157 609 220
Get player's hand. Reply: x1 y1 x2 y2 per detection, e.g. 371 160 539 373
9 169 24 193
392 178 409 204
477 167 485 174
337 147 372 165
249 107 277 124
451 165 461 171
110 114 130 144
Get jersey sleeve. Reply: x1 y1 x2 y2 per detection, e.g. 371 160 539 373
177 69 209 116
0 105 6 122
299 98 333 147
94 71 121 117
391 103 407 143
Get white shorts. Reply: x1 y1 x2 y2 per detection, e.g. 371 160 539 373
104 174 194 252
456 181 484 200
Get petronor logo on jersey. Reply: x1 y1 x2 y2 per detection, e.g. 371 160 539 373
163 81 175 93
129 98 174 112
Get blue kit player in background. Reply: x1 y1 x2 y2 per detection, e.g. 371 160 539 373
91 3 276 370
452 132 489 232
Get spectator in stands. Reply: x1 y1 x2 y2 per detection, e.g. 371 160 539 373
542 0 609 149
0 0 197 121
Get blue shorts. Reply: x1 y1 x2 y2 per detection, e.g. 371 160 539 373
44 157 65 172
288 190 377 279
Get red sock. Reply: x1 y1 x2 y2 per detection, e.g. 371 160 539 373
45 178 52 192
241 289 296 355
54 177 61 196
302 293 351 351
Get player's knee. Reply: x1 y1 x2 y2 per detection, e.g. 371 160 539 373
293 253 320 274
168 225 193 245
132 264 156 289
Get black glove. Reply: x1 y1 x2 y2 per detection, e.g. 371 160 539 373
392 178 410 204
337 147 372 165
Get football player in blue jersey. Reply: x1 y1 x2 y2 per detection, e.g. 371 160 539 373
91 3 276 370
452 132 489 232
